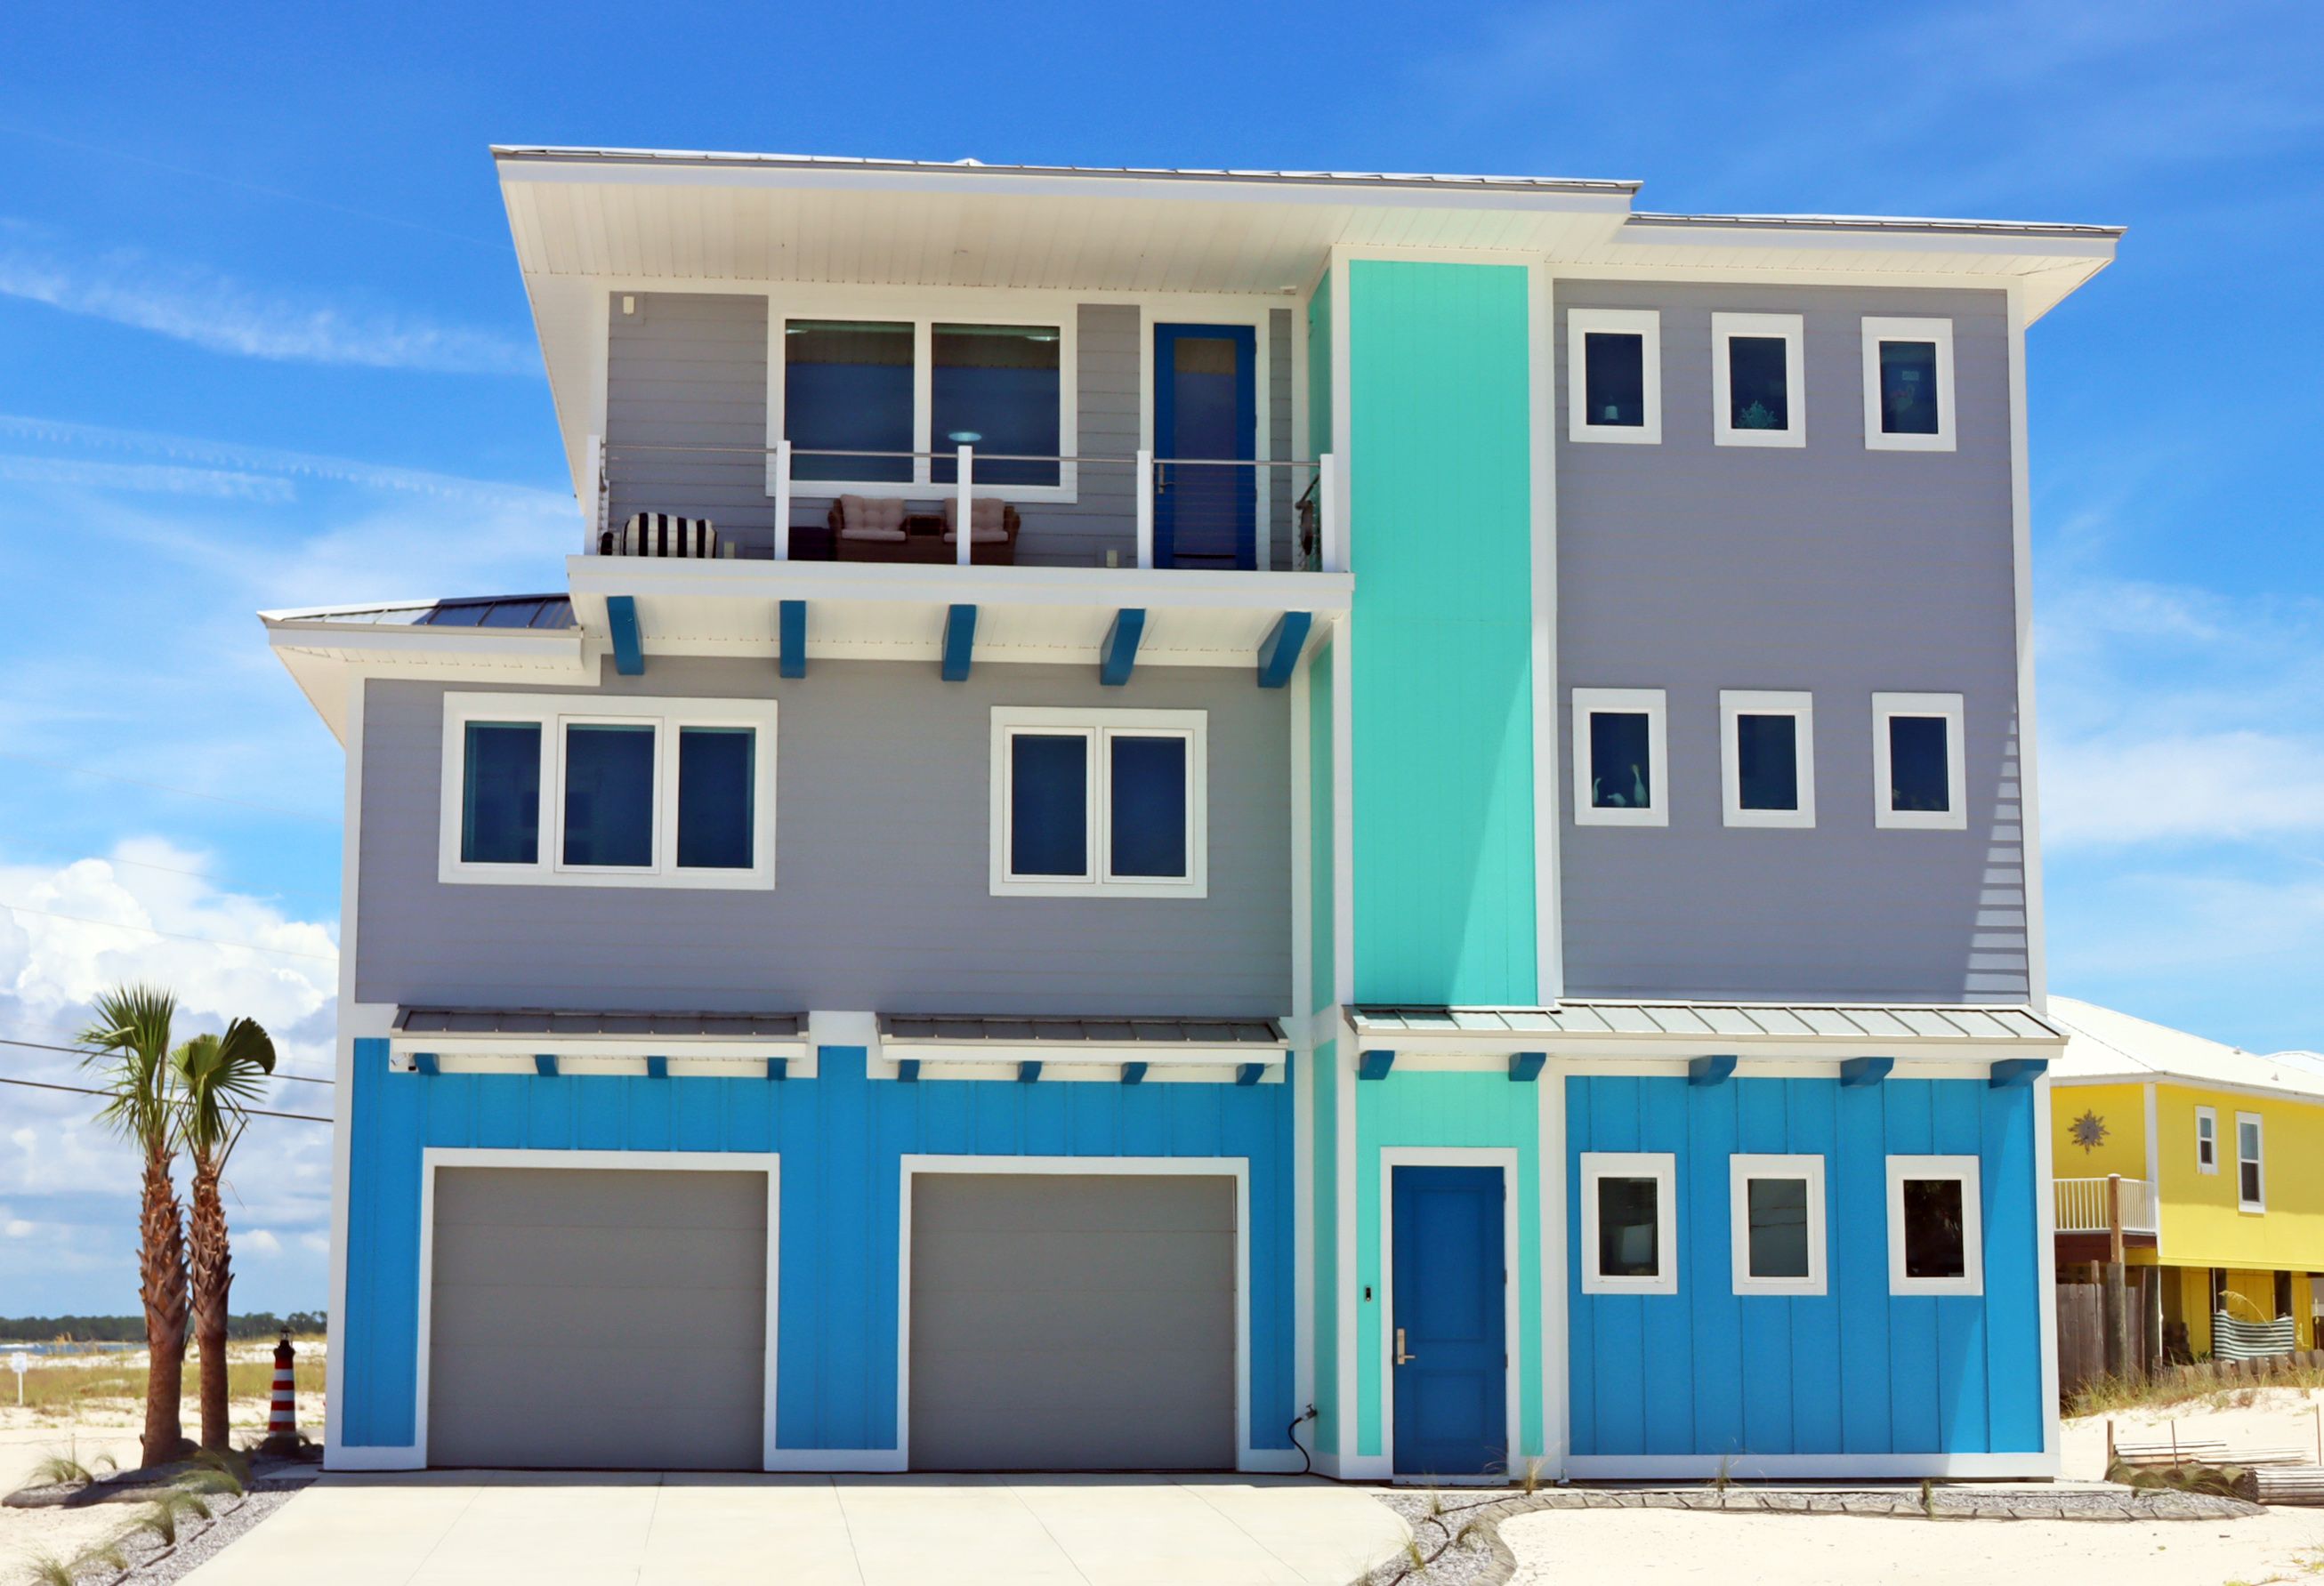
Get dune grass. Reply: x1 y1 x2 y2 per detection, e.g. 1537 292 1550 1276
12 1342 326 1421
2067 1363 2324 1420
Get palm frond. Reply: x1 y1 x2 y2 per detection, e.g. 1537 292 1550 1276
172 1017 276 1161
76 985 178 1151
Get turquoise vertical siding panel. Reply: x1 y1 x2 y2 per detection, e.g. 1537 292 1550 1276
1308 642 1335 1011
1346 260 1537 1006
1567 1074 2043 1459
336 1044 1296 1459
1981 1084 2043 1452
1785 1082 1844 1453
1311 1039 1340 1454
1307 270 1333 462
1688 1082 1743 1454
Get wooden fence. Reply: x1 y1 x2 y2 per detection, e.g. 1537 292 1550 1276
2058 1276 2151 1396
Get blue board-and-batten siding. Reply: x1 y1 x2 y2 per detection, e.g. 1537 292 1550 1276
1564 1075 2041 1459
339 1038 1295 1457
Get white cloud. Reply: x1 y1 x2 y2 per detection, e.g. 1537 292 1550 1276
0 241 535 375
0 455 296 502
240 1228 284 1257
2043 730 2324 847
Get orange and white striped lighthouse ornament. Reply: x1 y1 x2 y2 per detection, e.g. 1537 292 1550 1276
265 1331 298 1445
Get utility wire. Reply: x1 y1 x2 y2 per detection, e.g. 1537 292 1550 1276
0 1074 330 1124
0 901 338 963
0 838 336 898
0 751 336 823
0 1036 334 1086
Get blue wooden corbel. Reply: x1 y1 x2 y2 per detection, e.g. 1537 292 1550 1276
1120 1061 1149 1085
1840 1056 1896 1088
1101 608 1146 687
778 600 807 679
896 1058 921 1083
607 594 644 676
1016 1059 1043 1083
1989 1058 2047 1089
1688 1055 1738 1088
645 1054 669 1080
941 604 977 681
1257 611 1313 689
533 1053 558 1077
1358 1049 1396 1082
1508 1051 1547 1083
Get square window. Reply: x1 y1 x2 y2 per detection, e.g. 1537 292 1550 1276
1731 1155 1827 1296
1107 733 1190 881
932 324 1061 487
1008 732 1091 879
1872 693 1967 831
1886 1155 1982 1295
783 319 915 482
2238 1113 2265 1211
459 721 541 865
2196 1107 2218 1174
1860 317 1956 452
1582 1153 1678 1294
675 727 754 871
561 723 657 868
1720 690 1815 828
1567 310 1662 443
1712 313 1805 447
1572 688 1667 827
991 708 1206 897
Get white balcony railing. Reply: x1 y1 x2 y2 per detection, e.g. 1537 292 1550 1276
2055 1175 2158 1236
581 438 1344 573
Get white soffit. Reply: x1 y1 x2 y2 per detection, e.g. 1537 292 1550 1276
261 610 590 743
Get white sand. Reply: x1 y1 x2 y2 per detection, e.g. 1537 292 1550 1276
2063 1383 2324 1479
1505 1506 2324 1585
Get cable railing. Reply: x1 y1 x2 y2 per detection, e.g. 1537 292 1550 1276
584 438 1345 572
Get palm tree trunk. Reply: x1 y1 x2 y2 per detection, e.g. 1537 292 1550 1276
139 1142 191 1468
188 1153 233 1449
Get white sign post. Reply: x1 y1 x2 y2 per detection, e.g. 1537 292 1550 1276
8 1352 25 1408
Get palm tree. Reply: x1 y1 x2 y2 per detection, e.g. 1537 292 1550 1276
173 1019 276 1451
77 985 191 1468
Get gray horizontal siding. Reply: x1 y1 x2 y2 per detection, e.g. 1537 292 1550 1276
605 293 773 553
1554 282 2029 1005
354 659 1289 1018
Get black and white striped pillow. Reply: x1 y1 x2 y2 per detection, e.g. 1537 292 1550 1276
604 513 719 557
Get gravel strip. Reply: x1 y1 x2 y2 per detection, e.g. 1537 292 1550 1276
1352 1484 2268 1586
21 1462 319 1585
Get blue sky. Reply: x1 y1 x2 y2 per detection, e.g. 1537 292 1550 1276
0 1 2318 1313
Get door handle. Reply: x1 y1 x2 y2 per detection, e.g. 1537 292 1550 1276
1394 1327 1417 1366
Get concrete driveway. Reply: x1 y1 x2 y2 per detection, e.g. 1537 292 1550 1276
179 1469 1409 1585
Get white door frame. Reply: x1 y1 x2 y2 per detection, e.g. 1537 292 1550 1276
895 1154 1268 1470
416 1147 782 1470
1379 1147 1524 1485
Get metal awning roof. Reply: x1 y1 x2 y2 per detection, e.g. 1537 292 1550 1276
880 1015 1283 1046
1352 1000 2062 1048
396 1007 803 1038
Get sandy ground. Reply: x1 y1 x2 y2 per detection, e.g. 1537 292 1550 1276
2062 1383 2324 1479
1504 1505 2324 1586
0 1345 324 1581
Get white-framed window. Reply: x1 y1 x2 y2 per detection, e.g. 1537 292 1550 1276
1581 1152 1678 1295
989 706 1206 898
774 308 1077 501
2237 1112 2265 1211
1571 688 1668 828
1712 312 1805 447
1719 690 1816 828
2196 1106 2219 1174
1860 317 1956 452
1886 1155 1983 1296
1566 308 1662 444
1871 692 1966 831
438 692 777 890
1731 1154 1827 1296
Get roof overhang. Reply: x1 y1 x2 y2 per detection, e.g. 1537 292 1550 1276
876 1012 1287 1083
564 555 1347 674
261 605 590 743
1352 1000 2067 1069
388 1005 811 1078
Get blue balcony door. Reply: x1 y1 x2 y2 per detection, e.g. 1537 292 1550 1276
1391 1165 1507 1477
1153 324 1256 569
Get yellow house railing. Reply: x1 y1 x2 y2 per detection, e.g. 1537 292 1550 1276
2055 1174 2158 1235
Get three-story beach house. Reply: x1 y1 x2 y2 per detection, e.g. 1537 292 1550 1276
264 147 2118 1480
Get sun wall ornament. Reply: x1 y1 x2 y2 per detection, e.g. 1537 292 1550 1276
2070 1110 2110 1153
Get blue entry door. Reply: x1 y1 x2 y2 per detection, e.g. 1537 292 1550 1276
1152 323 1257 569
1392 1165 1507 1477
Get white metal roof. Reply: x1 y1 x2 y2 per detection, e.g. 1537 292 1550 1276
2048 997 2324 1099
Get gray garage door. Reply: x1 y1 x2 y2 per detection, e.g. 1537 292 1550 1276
427 1166 766 1469
908 1172 1236 1470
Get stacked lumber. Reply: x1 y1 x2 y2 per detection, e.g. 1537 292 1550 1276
2252 1466 2324 1506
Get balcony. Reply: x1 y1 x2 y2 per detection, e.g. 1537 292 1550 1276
569 440 1350 681
586 440 1344 574
2054 1175 2158 1237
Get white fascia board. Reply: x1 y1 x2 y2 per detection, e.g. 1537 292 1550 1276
387 1033 810 1064
262 620 591 740
881 1042 1287 1070
1347 1028 2065 1062
567 555 1351 615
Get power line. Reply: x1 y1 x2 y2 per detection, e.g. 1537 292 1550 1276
0 751 336 823
0 1074 330 1124
0 901 339 963
0 839 336 898
0 1036 334 1086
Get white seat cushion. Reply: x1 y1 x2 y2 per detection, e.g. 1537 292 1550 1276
839 495 908 536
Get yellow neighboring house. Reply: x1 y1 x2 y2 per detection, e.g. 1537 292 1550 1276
2049 996 2324 1359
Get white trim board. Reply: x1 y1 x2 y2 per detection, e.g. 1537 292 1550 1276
1376 1147 1527 1484
412 1148 783 1470
988 705 1209 899
892 1155 1263 1471
1564 1452 2060 1479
